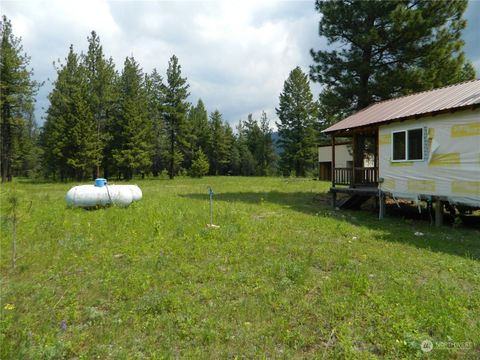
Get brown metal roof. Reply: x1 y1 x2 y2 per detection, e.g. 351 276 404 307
323 79 480 134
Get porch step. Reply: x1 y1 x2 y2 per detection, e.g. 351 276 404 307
338 194 373 209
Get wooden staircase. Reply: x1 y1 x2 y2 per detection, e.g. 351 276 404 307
338 193 374 209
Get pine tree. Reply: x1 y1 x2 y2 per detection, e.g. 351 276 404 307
207 110 232 175
229 140 242 176
12 111 41 178
276 67 318 177
239 143 256 176
111 56 152 180
242 113 261 174
181 105 198 171
0 15 39 182
224 123 236 175
163 55 190 179
241 112 276 175
82 31 117 178
187 99 209 154
258 111 276 175
145 68 165 176
179 100 209 172
40 100 64 179
189 148 209 178
66 70 102 181
233 120 257 176
310 0 476 125
42 45 101 180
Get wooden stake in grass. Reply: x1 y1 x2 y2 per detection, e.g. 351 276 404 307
7 191 19 269
6 189 31 269
207 186 219 229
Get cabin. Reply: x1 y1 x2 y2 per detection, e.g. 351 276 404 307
322 79 480 225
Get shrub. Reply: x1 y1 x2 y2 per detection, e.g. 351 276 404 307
189 149 209 178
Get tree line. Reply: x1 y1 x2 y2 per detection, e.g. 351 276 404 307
1 1 475 182
0 23 283 181
40 32 283 181
1 17 319 182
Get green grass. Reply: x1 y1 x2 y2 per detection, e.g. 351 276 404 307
1 177 479 359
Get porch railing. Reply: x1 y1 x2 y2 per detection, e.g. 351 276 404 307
333 167 378 187
354 167 378 185
333 167 352 186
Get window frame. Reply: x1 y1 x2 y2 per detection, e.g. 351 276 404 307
391 127 424 162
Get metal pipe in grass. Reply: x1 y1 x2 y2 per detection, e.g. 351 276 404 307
207 186 219 229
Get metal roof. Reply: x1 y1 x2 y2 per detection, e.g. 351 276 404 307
323 79 480 134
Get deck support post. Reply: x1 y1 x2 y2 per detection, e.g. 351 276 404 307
435 198 443 227
379 191 385 220
332 190 337 210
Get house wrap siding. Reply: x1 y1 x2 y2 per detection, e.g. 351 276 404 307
378 108 480 207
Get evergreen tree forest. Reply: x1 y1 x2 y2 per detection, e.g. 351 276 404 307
38 32 279 181
1 1 475 182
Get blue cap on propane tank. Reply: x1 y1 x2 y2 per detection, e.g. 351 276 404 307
94 178 107 187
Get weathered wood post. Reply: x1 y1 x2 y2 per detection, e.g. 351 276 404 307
378 191 385 220
331 134 336 209
331 135 336 188
351 133 356 187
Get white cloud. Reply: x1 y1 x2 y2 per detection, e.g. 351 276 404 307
3 0 323 128
3 0 476 129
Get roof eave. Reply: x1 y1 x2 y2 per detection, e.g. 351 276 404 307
322 103 480 135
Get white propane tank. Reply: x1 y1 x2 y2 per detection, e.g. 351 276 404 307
66 179 142 208
113 184 142 201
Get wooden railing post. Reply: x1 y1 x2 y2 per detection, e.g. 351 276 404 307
331 135 336 187
351 134 356 187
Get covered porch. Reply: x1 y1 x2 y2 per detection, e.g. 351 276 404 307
326 127 380 211
330 128 379 188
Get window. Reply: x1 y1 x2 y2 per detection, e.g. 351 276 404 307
392 132 406 160
392 128 424 161
407 129 423 160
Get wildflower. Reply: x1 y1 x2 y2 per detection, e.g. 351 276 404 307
4 303 15 310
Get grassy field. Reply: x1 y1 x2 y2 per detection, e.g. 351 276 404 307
1 177 479 359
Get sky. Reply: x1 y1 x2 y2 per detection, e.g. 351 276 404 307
2 0 480 128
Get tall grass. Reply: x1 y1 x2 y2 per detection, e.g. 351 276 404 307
1 177 479 358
